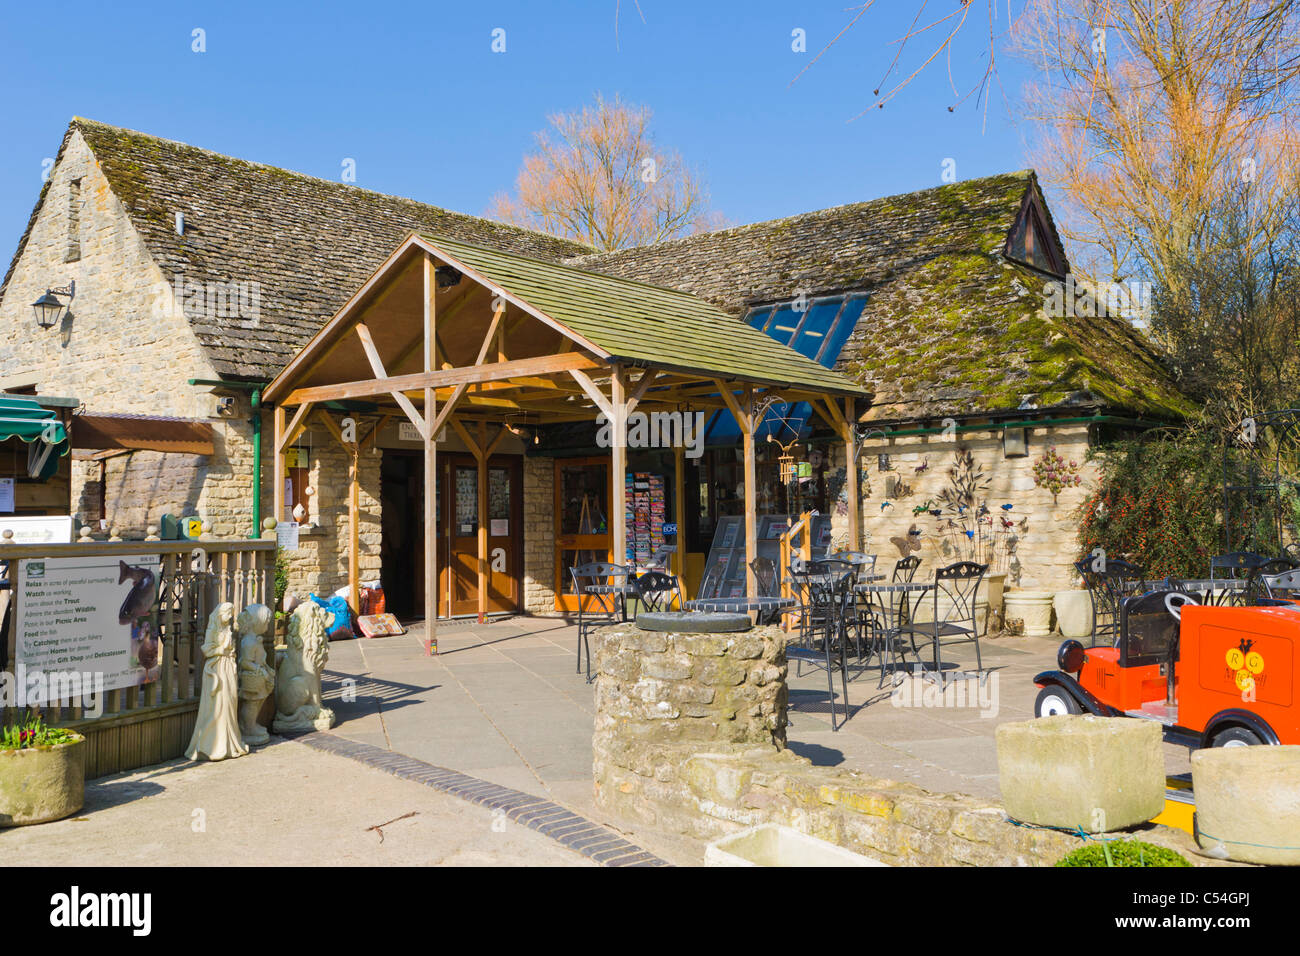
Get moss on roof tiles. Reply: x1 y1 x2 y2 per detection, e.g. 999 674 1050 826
62 118 593 381
421 234 863 394
573 171 1190 421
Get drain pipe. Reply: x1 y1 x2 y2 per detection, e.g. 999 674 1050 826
189 378 268 538
250 387 263 537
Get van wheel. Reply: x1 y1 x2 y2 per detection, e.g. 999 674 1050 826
1211 726 1262 747
1035 686 1081 717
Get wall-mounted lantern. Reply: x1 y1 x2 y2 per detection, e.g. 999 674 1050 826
1003 427 1029 458
32 280 75 329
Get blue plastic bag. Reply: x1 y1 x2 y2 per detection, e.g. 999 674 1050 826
308 593 355 640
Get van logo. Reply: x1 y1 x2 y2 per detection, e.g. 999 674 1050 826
1226 639 1265 696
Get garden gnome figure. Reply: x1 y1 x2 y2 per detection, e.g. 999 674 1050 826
236 603 276 746
272 602 335 733
186 602 249 761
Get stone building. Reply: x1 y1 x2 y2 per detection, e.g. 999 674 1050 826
0 118 1192 617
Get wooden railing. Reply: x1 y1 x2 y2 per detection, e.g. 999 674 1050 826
779 511 815 631
1 538 276 778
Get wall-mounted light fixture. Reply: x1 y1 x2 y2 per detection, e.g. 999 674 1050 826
1003 427 1029 458
32 280 75 329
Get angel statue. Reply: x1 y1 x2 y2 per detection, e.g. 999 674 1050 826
185 602 250 761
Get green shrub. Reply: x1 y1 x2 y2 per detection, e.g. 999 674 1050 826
274 548 289 610
1076 437 1223 578
1055 840 1191 867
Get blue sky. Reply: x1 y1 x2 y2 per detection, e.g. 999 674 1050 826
0 1 1036 266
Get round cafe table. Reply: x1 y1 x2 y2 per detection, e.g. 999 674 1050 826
685 595 795 614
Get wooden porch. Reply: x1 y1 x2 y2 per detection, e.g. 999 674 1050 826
261 233 868 647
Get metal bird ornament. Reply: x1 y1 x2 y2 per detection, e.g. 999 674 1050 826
1001 503 1014 511
912 499 935 516
880 500 894 511
914 456 930 475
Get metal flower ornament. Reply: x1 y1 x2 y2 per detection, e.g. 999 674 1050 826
1031 447 1083 502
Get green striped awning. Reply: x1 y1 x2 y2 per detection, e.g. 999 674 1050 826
0 396 69 447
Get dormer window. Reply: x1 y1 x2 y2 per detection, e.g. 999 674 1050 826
1005 189 1065 276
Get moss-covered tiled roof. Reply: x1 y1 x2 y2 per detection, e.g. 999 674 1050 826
421 235 863 394
573 171 1193 421
10 119 592 381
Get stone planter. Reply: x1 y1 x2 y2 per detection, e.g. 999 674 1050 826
1053 590 1094 640
0 735 86 827
706 824 888 867
1003 590 1056 637
1192 745 1300 865
984 572 1007 628
996 715 1164 832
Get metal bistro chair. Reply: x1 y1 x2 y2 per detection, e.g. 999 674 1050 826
1259 567 1300 603
785 567 854 731
811 557 869 664
858 555 923 679
892 555 921 582
1247 557 1300 605
749 556 782 624
1210 551 1269 580
569 561 632 682
1075 557 1145 647
632 570 685 614
831 552 879 666
894 561 988 677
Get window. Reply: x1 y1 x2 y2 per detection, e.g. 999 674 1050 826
744 293 867 370
705 292 868 448
1005 195 1064 276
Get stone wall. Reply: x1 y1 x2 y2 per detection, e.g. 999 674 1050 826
522 456 556 614
591 619 1087 866
0 130 220 415
845 424 1095 592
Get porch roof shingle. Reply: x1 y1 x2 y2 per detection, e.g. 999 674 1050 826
420 234 866 396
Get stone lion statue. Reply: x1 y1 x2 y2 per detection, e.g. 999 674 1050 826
271 602 335 733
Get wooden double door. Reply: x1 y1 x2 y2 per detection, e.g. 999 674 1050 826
441 454 523 617
380 451 522 620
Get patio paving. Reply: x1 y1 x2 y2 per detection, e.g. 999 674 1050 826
320 616 1194 852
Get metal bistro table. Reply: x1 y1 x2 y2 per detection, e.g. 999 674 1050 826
855 580 934 686
685 595 796 615
1173 578 1248 606
579 581 640 621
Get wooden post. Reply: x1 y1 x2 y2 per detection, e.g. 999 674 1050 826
742 384 758 598
423 254 438 654
674 442 687 596
349 445 360 614
844 396 860 552
611 367 627 567
272 404 286 524
476 419 489 623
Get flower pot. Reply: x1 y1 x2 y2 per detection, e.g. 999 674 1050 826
1054 590 1094 640
1002 590 1055 637
0 735 85 827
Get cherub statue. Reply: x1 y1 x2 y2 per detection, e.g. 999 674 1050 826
272 602 335 733
186 602 249 761
236 603 276 746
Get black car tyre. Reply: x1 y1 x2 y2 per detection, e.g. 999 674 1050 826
1210 725 1262 748
1035 686 1081 717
